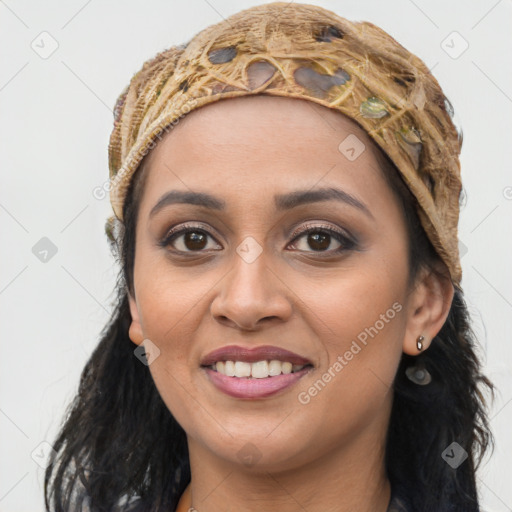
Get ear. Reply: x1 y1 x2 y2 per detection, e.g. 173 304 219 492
402 262 455 356
128 290 145 346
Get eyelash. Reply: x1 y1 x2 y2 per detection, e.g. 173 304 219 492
159 222 357 256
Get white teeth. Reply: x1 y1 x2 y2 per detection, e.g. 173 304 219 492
234 361 251 378
251 360 269 379
212 359 307 378
281 362 292 374
268 360 282 376
224 360 235 377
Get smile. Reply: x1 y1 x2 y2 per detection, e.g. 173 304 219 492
206 360 311 378
201 363 313 399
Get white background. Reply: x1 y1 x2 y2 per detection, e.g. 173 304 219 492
1 0 511 510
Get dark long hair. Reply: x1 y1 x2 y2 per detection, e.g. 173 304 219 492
44 105 495 512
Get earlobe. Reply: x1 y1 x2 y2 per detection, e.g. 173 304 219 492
403 264 455 356
128 291 145 346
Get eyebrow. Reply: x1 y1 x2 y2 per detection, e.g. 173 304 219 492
149 187 373 219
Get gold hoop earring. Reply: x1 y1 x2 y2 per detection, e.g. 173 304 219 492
416 335 425 351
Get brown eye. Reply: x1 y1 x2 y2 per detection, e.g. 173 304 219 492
291 230 341 252
179 231 207 251
306 232 332 251
288 223 356 255
159 224 221 253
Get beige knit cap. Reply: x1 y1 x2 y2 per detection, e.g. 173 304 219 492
107 1 463 284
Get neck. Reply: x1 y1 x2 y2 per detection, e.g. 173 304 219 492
185 411 392 512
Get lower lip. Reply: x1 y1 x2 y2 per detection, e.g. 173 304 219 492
202 366 312 399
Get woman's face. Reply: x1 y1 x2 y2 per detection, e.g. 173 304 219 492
128 95 422 471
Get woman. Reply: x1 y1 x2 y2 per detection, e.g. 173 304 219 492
44 3 495 511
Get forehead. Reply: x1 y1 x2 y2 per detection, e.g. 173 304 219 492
136 95 393 215
153 95 371 153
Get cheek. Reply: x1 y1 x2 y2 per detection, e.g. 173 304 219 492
134 272 201 367
134 283 199 431
134 247 209 343
294 257 406 344
290 278 405 441
132 258 217 420
292 264 407 399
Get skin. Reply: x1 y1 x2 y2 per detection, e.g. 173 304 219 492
127 95 454 512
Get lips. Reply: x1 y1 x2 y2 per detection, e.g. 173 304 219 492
200 345 313 367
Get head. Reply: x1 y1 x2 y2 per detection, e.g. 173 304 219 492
45 3 495 512
123 94 454 470
105 94 491 510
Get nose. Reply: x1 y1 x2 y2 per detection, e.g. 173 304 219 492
210 250 293 331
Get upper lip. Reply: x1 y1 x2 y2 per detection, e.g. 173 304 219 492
200 345 313 367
